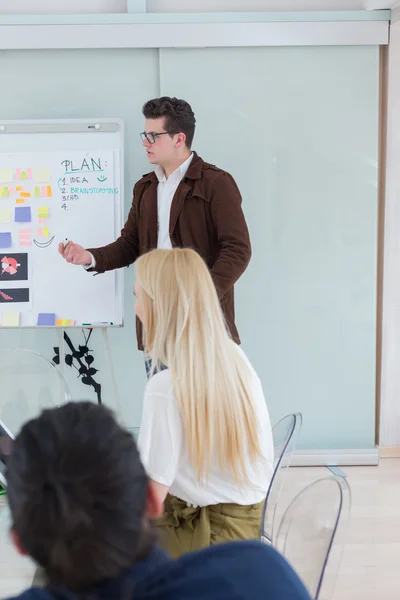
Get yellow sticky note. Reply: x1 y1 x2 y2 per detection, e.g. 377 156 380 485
38 206 49 218
0 188 2 197
0 169 13 183
2 312 20 327
43 226 49 238
33 168 51 183
0 207 11 223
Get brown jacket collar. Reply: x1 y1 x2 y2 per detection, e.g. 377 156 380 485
141 151 204 183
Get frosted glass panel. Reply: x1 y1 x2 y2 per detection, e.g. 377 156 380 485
160 46 379 449
0 49 159 426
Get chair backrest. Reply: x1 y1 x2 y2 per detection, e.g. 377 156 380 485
0 348 71 435
274 475 351 600
260 412 302 544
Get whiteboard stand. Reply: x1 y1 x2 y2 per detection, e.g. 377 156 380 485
101 328 123 417
57 328 66 379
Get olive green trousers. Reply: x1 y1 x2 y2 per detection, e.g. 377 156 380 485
156 493 263 559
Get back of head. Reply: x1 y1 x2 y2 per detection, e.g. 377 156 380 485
142 97 196 149
7 402 153 591
136 248 226 363
135 248 261 484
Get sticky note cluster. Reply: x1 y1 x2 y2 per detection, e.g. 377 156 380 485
19 228 31 246
56 319 76 327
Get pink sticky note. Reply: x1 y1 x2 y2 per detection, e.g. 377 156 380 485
70 320 76 326
26 168 32 179
15 168 21 180
37 228 43 237
19 228 30 233
38 218 45 224
9 187 14 196
41 186 47 198
20 241 31 246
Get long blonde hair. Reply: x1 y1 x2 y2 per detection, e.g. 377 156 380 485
135 248 261 483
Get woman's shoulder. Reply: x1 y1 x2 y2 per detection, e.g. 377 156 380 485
232 342 257 375
145 368 174 399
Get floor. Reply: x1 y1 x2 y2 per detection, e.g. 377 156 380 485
0 459 398 599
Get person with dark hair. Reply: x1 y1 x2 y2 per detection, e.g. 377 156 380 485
58 97 251 364
5 401 311 600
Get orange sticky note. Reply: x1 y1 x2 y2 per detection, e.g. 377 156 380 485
46 186 52 197
16 186 22 191
56 319 63 326
16 199 25 204
20 192 31 198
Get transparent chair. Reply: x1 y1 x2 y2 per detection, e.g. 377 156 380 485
260 412 303 545
274 475 351 600
0 348 71 436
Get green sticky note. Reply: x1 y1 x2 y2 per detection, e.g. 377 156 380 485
21 171 27 180
3 187 8 197
34 186 40 197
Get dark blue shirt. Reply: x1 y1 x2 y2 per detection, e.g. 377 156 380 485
9 541 311 600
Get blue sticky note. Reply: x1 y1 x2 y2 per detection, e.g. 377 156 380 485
0 232 12 248
37 313 56 326
15 206 31 223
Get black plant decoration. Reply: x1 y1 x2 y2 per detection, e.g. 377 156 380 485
52 329 102 404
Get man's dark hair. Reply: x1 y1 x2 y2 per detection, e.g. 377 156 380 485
143 96 196 149
6 401 154 592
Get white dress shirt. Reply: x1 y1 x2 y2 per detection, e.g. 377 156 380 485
86 153 194 268
155 153 193 249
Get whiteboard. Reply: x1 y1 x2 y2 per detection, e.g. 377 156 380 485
0 119 124 328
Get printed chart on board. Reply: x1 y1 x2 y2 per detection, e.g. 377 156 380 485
0 150 122 327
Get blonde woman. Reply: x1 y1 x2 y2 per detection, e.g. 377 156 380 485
136 248 274 558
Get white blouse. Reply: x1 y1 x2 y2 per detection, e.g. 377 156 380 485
138 344 274 507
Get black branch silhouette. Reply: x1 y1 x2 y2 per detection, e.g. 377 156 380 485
52 329 102 404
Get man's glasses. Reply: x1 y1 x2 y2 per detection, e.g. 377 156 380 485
140 131 176 144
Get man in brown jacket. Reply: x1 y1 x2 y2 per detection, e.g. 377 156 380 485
59 97 251 350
